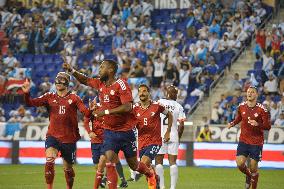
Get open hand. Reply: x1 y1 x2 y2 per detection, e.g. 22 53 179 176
22 78 31 93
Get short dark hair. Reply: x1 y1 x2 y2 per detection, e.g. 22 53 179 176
103 59 118 73
138 84 150 92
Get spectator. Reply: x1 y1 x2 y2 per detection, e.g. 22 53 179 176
270 102 280 123
274 112 284 127
66 22 79 39
141 0 153 17
3 51 19 68
263 74 278 95
83 22 95 39
228 73 243 95
196 125 212 142
152 56 165 87
101 0 114 18
0 109 5 122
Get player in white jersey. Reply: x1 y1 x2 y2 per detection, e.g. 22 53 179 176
155 85 186 189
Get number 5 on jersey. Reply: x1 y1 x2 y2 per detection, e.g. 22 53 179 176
59 106 66 114
144 118 148 125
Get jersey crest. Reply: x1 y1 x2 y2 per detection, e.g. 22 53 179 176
68 99 73 104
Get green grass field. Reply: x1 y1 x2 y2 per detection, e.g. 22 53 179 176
0 165 283 189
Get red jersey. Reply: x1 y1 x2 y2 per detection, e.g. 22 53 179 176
87 78 136 131
24 92 90 143
256 33 266 50
230 102 271 146
133 101 166 150
83 105 104 144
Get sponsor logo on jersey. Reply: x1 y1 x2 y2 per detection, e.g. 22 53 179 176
254 113 258 117
68 99 72 104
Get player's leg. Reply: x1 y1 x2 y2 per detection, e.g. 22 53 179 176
168 142 179 189
236 142 251 177
249 145 263 189
155 155 165 189
103 130 121 189
92 143 107 189
155 142 168 189
168 155 178 189
61 143 76 189
114 157 128 188
45 137 59 189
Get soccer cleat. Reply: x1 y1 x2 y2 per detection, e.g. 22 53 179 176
100 177 107 188
245 175 251 189
126 178 135 182
134 173 143 182
118 181 128 188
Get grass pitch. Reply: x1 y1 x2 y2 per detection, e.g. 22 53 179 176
0 165 283 189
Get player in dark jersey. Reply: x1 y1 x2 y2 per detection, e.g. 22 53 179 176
227 86 271 189
63 60 158 189
21 72 90 189
133 84 173 188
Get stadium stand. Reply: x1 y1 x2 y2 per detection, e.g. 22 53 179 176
0 1 274 125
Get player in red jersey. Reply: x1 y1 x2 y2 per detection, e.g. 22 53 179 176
227 86 271 189
133 84 173 188
84 99 106 189
85 99 128 189
21 72 91 189
63 60 159 189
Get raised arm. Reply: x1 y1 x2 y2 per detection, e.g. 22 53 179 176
22 79 48 107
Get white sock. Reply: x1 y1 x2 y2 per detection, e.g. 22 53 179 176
170 164 178 189
130 168 136 179
155 164 164 188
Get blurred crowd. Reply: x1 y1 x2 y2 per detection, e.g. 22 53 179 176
211 22 284 126
0 0 275 124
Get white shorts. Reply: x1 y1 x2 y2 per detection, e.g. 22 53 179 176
158 142 179 155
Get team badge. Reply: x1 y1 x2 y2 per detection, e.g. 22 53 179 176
53 100 57 103
254 113 258 117
68 99 73 104
137 113 140 117
100 88 102 92
242 112 246 114
110 90 115 95
151 112 155 116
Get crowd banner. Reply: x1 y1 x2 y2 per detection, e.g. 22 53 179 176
194 143 284 168
0 141 12 164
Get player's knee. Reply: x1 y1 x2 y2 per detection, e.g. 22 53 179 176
46 157 55 163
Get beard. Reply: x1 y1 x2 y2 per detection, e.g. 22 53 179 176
100 75 109 82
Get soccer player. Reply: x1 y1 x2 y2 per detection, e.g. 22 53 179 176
84 99 106 189
84 99 128 189
63 60 158 189
227 86 271 189
21 72 91 189
155 85 186 189
133 84 173 186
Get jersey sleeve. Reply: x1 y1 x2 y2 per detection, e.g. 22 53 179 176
75 95 91 117
83 116 91 134
178 105 186 122
86 78 100 89
24 92 49 107
117 79 133 104
230 105 242 126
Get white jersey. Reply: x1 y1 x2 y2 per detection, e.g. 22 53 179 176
158 99 186 142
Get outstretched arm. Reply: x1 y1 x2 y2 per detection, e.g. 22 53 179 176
62 62 88 85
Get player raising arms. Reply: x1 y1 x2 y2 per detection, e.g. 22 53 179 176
63 60 159 189
133 84 173 188
21 72 91 189
227 86 271 189
155 85 186 189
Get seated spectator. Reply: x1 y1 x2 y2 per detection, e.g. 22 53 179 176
274 112 284 127
227 73 243 96
263 95 273 107
0 108 5 122
83 22 95 39
81 39 94 53
177 85 187 105
35 107 49 122
263 73 278 95
39 76 52 95
3 51 19 69
196 125 212 142
21 111 35 123
270 102 280 124
66 22 79 39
